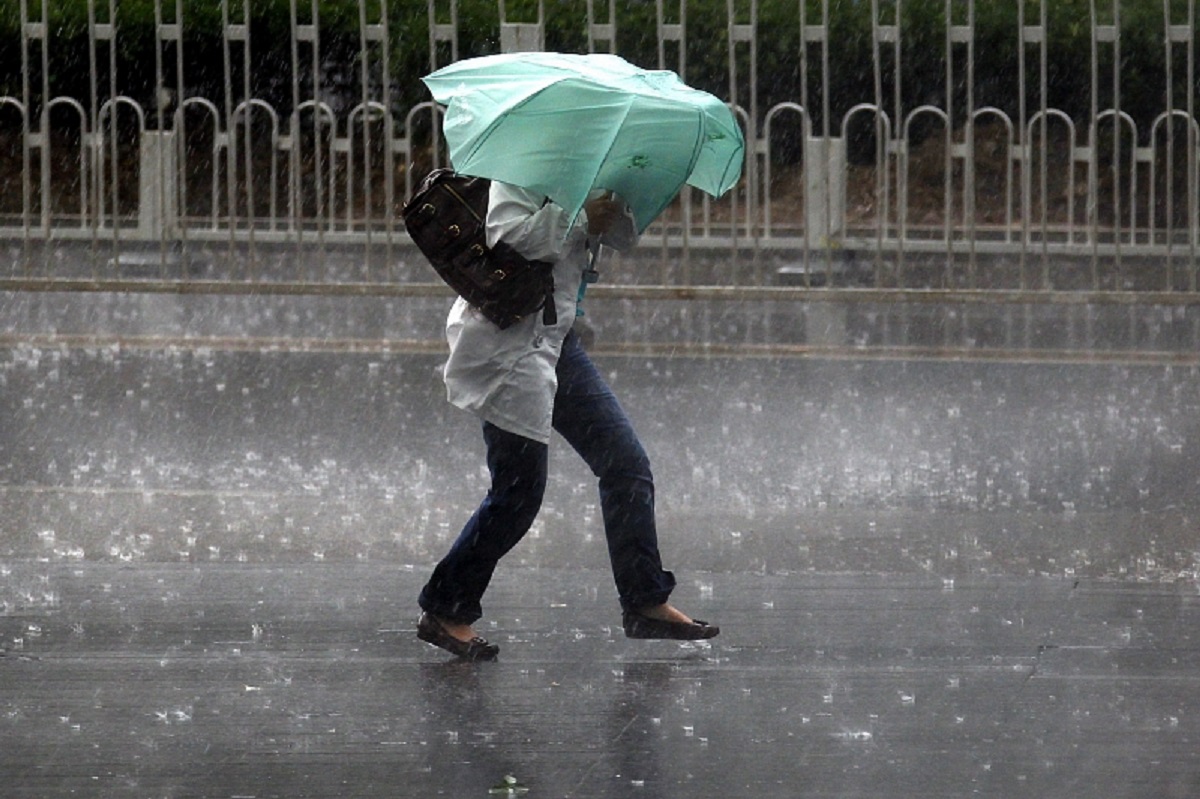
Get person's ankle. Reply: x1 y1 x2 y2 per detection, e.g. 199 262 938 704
637 604 693 624
433 614 476 642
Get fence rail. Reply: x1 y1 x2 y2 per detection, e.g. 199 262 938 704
2 0 1199 294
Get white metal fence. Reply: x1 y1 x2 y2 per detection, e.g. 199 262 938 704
2 0 1199 294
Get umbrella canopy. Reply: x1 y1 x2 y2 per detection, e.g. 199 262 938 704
422 52 744 232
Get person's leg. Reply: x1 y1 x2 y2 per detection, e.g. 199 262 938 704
418 421 548 626
552 330 677 612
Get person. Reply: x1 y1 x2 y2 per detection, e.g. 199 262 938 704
416 180 719 660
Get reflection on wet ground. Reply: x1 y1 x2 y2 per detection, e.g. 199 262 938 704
1 341 1198 796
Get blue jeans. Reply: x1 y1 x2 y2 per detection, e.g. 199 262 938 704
419 329 676 624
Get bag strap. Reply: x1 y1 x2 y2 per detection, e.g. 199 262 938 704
542 285 557 326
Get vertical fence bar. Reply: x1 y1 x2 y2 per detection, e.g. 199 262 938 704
222 0 235 245
19 0 46 272
1088 0 1121 290
294 0 330 277
1160 0 1173 274
169 0 187 257
1034 0 1050 288
798 0 838 286
727 0 757 278
938 3 953 287
1189 0 1199 289
725 0 748 254
356 0 394 273
817 0 834 285
222 0 249 269
286 0 303 239
1088 0 1100 287
948 0 976 286
871 0 898 282
429 0 459 68
291 4 308 255
284 1 300 247
1164 0 1198 289
939 3 953 286
88 0 101 239
587 0 617 54
1027 0 1048 288
379 1 397 276
426 0 460 192
1014 0 1040 318
422 0 457 186
498 0 545 53
1107 0 1121 284
29 0 49 240
95 0 121 268
797 0 813 284
151 0 182 274
1189 0 1198 290
656 0 688 282
1016 1 1029 287
656 0 685 78
1171 0 1200 286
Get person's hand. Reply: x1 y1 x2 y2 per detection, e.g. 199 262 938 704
584 193 625 235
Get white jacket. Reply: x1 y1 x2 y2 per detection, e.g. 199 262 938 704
442 181 638 444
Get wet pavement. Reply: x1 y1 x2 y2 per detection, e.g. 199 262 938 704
2 320 1199 797
2 563 1198 798
2 335 1197 578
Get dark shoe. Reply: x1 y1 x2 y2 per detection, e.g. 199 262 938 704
622 610 720 640
417 612 499 661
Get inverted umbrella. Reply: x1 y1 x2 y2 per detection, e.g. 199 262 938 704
422 52 744 232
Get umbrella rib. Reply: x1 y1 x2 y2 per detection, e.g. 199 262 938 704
682 104 707 191
628 103 707 231
593 96 711 231
589 93 638 197
452 77 569 169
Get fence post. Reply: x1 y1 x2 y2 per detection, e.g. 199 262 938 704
805 136 846 246
499 0 545 52
138 130 178 238
500 24 543 52
587 0 617 53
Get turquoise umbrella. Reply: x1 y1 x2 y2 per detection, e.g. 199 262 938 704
422 52 744 233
